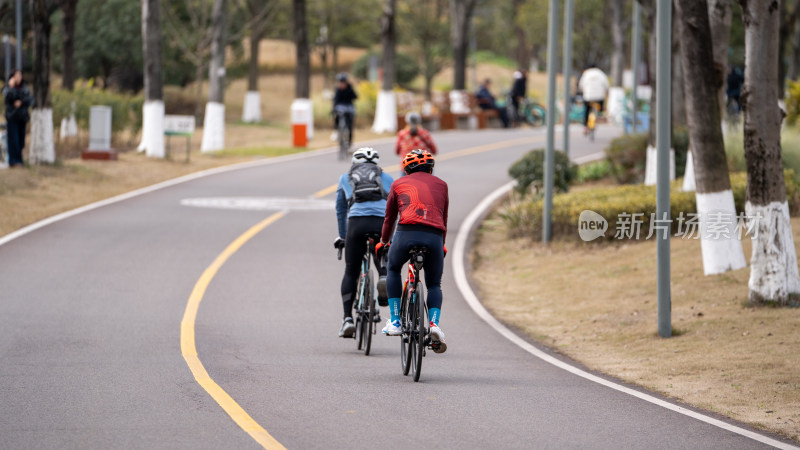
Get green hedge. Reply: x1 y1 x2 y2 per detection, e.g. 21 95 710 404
52 84 144 137
499 169 800 241
508 149 576 196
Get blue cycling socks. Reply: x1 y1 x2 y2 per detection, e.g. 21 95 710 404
429 308 440 326
389 298 401 322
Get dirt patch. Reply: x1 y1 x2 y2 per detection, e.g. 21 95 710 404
472 213 800 441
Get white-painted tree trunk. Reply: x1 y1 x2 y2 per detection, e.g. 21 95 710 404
372 90 397 133
137 100 165 158
242 91 261 123
695 190 747 275
201 101 226 152
682 149 696 191
644 145 676 185
30 108 55 164
746 201 800 302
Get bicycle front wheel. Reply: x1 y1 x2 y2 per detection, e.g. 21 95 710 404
412 285 426 382
338 122 350 160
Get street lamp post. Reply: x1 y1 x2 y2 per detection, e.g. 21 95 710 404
542 0 559 243
563 0 574 157
656 0 672 338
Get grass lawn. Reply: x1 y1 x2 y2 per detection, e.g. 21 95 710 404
472 210 800 441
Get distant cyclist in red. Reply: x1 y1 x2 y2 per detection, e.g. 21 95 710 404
395 112 437 160
376 149 449 353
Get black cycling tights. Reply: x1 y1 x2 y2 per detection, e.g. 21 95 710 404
341 216 386 318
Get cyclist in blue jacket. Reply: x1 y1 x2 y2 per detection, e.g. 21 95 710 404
334 147 394 337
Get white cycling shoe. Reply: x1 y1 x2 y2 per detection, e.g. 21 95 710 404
429 323 447 354
382 319 402 336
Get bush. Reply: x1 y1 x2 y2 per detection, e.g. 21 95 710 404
605 133 648 184
499 169 800 240
52 83 144 138
786 80 800 127
508 149 576 196
352 51 420 86
576 160 612 183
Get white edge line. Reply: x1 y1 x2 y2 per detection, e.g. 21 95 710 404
451 181 798 450
0 137 401 248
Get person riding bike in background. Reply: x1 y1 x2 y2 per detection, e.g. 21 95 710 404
331 73 358 144
376 149 449 354
578 63 610 135
509 69 528 125
334 147 394 338
395 112 437 160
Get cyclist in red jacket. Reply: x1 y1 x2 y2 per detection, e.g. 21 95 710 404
376 149 449 353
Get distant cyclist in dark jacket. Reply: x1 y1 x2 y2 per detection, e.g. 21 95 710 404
3 70 33 167
376 149 449 353
334 147 394 338
332 72 358 146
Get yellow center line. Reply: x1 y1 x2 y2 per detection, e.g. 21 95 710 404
181 211 287 450
312 135 541 199
181 133 542 448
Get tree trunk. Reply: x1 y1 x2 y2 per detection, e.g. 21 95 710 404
139 0 164 158
372 0 397 133
248 22 263 92
676 0 745 275
293 0 310 99
610 0 625 86
672 6 687 129
201 0 227 152
30 0 54 164
738 0 800 304
380 0 395 90
790 9 800 80
450 0 476 90
778 0 794 98
58 0 77 91
707 0 732 117
513 0 529 70
207 0 226 104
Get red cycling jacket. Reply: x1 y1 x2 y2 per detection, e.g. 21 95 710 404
381 171 449 244
395 127 438 159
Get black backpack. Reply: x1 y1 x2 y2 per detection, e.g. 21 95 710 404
348 163 387 205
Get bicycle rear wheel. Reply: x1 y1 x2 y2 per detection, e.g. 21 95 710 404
400 288 412 376
363 273 374 356
412 285 426 382
355 276 366 349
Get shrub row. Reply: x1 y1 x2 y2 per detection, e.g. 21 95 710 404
52 84 144 137
499 169 800 241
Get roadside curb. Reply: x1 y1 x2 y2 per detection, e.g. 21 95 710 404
451 182 798 450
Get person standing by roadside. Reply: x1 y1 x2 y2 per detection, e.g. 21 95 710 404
3 70 33 167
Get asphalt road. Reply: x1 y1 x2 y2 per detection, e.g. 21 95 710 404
0 125 791 449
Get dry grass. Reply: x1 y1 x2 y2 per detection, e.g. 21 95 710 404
472 213 800 441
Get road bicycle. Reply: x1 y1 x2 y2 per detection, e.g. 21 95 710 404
506 95 546 128
334 107 353 161
338 234 379 355
399 246 432 382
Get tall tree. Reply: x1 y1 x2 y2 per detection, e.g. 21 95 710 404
513 0 529 70
707 0 732 117
778 0 799 98
293 0 309 98
372 0 397 133
738 0 800 304
402 0 449 101
241 0 276 123
200 0 227 152
609 0 625 86
56 0 77 91
675 0 745 275
30 0 56 164
138 0 164 158
450 0 477 90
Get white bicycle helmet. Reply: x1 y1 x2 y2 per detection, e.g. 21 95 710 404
352 147 380 164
